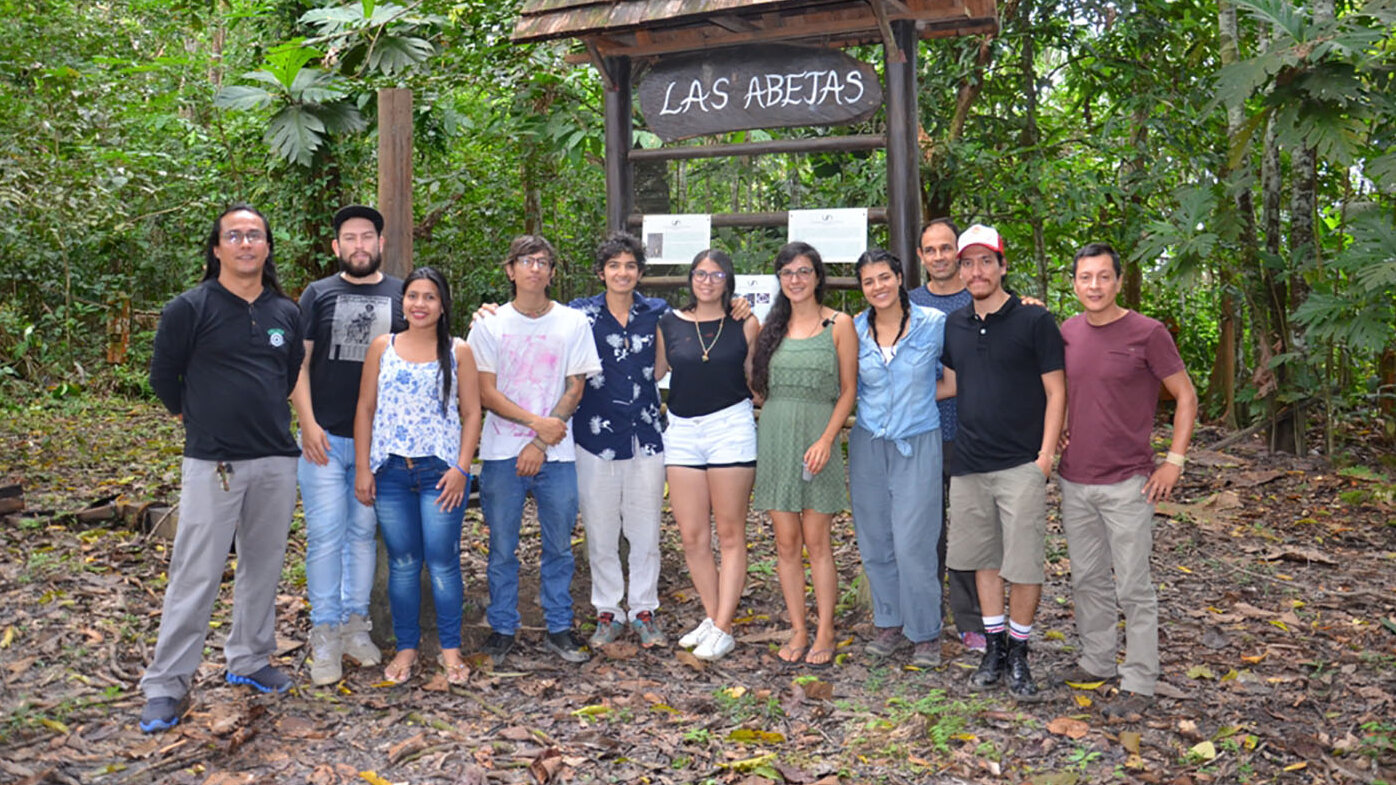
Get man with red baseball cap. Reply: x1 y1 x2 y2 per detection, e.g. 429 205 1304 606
939 224 1066 701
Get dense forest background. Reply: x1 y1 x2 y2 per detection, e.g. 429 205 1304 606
1 0 1393 456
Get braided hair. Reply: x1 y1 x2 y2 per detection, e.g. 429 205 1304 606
855 248 909 348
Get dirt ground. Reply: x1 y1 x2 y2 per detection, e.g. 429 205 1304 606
1 394 1394 785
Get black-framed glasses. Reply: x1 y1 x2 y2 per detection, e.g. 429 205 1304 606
692 270 727 282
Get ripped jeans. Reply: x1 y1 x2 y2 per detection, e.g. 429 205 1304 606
374 455 464 650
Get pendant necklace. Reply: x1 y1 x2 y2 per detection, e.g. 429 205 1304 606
694 316 725 362
517 300 552 319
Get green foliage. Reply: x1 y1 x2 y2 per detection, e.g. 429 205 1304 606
1 0 1394 453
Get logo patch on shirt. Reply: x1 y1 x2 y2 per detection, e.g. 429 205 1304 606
267 328 286 348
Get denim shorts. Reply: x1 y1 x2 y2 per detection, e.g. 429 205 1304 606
663 399 758 468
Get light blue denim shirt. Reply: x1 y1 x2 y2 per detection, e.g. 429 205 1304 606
854 303 945 456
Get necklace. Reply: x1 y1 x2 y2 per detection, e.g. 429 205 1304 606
694 316 725 362
515 300 552 319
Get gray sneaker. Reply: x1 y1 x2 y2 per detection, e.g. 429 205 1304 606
341 614 382 666
308 624 343 686
911 639 942 668
545 630 591 664
865 626 905 658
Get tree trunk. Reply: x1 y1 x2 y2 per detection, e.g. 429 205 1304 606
1120 104 1149 310
1212 0 1254 430
923 0 1019 220
1018 0 1048 299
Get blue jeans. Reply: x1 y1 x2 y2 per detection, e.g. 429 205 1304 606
480 459 579 634
299 433 378 627
373 455 464 650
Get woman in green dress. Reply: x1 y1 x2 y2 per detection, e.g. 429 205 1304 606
751 242 858 668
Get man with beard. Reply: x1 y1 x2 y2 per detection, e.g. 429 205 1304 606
940 224 1065 702
292 205 405 685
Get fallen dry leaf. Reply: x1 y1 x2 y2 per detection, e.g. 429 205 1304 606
1046 717 1090 739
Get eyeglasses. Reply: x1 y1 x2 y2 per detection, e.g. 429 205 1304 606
513 255 552 270
692 270 727 282
222 230 267 245
777 266 816 280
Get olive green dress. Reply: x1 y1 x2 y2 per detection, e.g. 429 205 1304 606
754 327 848 514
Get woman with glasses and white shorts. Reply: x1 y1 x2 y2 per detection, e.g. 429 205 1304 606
654 248 760 661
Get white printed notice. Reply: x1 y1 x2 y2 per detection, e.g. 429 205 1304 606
787 208 868 263
660 274 778 392
734 274 781 324
641 214 711 264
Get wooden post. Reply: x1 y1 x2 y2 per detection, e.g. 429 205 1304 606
884 20 921 287
603 56 633 235
377 88 413 277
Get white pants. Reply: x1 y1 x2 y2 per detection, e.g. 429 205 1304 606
576 443 665 620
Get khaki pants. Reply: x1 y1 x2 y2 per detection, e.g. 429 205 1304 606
1059 475 1158 695
140 456 298 700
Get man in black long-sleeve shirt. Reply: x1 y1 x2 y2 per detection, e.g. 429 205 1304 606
139 205 304 733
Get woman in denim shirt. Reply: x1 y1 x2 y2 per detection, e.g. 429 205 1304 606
849 249 952 668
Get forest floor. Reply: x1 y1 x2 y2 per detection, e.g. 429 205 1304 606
1 393 1395 785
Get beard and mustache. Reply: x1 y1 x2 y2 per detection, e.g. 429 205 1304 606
339 247 382 277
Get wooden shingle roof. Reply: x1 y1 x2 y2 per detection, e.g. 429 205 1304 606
513 0 998 57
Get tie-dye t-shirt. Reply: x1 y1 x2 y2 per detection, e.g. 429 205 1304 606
466 302 602 462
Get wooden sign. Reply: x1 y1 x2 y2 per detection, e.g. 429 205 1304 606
638 44 883 142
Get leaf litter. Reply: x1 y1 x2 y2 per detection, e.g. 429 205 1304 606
1 402 1395 783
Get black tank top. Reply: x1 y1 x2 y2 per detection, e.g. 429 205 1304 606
661 310 752 417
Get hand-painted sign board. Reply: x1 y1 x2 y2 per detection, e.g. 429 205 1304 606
637 44 883 142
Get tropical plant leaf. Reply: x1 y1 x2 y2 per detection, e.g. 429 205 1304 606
367 34 435 76
312 101 367 134
212 84 273 111
289 67 347 104
263 40 321 89
1365 151 1396 191
299 5 364 35
265 104 327 167
242 69 288 90
1233 0 1309 42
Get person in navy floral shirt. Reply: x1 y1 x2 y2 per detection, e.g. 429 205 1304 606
568 233 671 648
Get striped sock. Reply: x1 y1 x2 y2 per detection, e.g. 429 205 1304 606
1008 620 1032 641
982 615 1006 635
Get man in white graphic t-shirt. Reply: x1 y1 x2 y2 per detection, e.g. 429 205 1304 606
466 235 602 666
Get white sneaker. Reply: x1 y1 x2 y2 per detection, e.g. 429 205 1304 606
679 617 715 649
693 627 735 661
308 624 343 686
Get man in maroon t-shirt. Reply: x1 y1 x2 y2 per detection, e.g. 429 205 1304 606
1057 242 1197 720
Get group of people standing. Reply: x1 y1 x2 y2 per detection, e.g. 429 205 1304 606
137 202 1195 733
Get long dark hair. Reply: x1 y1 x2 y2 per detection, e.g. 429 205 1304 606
856 248 910 348
751 242 826 398
681 248 736 315
203 204 286 297
403 267 455 417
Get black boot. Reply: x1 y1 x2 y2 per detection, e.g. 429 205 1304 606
1006 636 1040 701
969 631 1006 690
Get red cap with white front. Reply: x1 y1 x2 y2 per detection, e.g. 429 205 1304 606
957 224 1004 256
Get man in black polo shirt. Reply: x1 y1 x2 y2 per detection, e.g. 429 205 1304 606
139 204 305 732
941 224 1065 701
